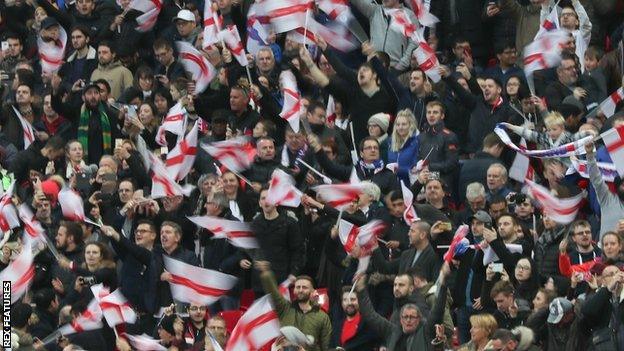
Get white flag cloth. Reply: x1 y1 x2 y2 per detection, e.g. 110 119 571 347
148 153 194 198
201 137 256 172
125 333 167 351
400 180 419 225
246 2 271 56
156 101 186 146
534 4 560 40
317 0 354 24
338 219 386 254
59 298 103 335
279 70 304 133
203 0 222 48
599 87 624 118
187 216 259 249
600 124 624 176
0 182 20 233
38 27 67 74
165 120 199 181
482 244 524 265
523 29 570 78
0 242 34 304
164 256 238 305
266 169 302 207
289 19 358 52
509 138 534 182
96 288 137 327
264 0 313 34
11 106 35 149
18 203 46 245
131 0 163 32
566 158 618 182
58 187 85 221
407 0 438 27
176 41 217 94
312 183 367 210
219 25 249 66
226 295 281 351
523 179 584 224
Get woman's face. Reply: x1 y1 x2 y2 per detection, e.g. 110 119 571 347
394 116 411 138
67 142 84 162
532 291 548 311
35 8 47 24
506 77 520 97
84 244 102 267
154 95 169 114
222 173 238 195
602 234 621 259
368 124 382 138
515 258 532 282
139 104 154 125
138 75 154 91
470 324 488 344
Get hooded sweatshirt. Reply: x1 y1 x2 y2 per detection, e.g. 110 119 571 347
90 60 134 99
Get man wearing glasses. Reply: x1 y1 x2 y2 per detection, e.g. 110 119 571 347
182 302 208 347
560 219 601 267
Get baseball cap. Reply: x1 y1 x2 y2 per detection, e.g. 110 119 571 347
41 17 60 30
82 81 101 94
173 9 195 22
469 210 492 226
547 297 573 324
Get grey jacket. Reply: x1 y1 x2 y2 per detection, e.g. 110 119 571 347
588 153 624 238
350 0 418 71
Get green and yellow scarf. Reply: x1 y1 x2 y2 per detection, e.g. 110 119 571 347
78 103 111 158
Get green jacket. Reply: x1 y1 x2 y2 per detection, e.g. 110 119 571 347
261 271 332 351
420 282 455 344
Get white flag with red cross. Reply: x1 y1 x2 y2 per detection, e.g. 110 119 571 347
0 242 34 304
266 169 302 207
187 216 259 249
176 41 217 94
166 120 199 181
226 295 281 351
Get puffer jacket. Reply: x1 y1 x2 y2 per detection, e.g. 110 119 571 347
534 225 567 279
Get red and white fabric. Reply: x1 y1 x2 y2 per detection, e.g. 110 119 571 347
166 120 199 181
442 225 469 263
266 169 302 207
407 0 438 27
337 219 386 255
18 203 46 245
599 87 624 118
201 137 256 172
176 41 217 94
264 0 314 34
219 25 249 66
226 295 281 351
59 298 103 335
534 4 560 40
164 256 238 305
0 181 20 233
11 106 35 149
313 183 367 211
38 27 67 74
148 153 194 198
314 288 330 313
509 138 534 182
524 179 584 224
412 38 441 83
566 158 618 182
156 101 186 147
326 95 337 124
97 289 137 327
279 70 304 133
131 0 163 32
290 19 358 52
58 187 85 221
187 216 259 249
0 242 34 304
400 180 419 225
125 333 167 351
203 0 223 48
523 29 569 78
246 2 271 56
278 279 292 301
600 123 624 176
387 9 418 40
317 0 353 24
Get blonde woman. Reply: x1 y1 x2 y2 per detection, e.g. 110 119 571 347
457 314 498 351
387 109 419 184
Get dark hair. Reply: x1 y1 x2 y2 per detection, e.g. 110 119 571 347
358 136 380 152
93 79 111 94
136 219 157 233
491 280 514 298
61 220 84 246
11 303 32 329
495 41 516 55
307 100 326 114
33 288 56 310
134 66 155 89
153 37 173 51
484 75 503 89
406 266 428 282
295 275 315 287
45 136 67 151
483 133 504 149
489 195 508 206
389 190 404 202
491 328 515 343
15 69 35 90
4 32 22 43
257 119 276 138
498 213 520 227
375 51 391 69
71 25 91 38
98 40 115 54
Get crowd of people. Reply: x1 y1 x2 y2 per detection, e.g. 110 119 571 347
1 0 624 349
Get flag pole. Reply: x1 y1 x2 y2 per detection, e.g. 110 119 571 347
349 121 358 165
296 157 332 184
302 9 310 47
231 169 253 187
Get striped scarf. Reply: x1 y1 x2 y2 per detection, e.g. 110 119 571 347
78 104 111 158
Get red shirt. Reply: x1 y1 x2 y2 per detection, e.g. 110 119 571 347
340 313 361 345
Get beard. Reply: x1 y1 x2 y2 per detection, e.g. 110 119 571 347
295 292 311 304
344 305 357 317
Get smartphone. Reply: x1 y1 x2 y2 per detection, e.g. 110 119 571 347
492 263 504 273
115 139 124 149
75 172 91 192
1 41 8 52
442 222 453 231
126 105 138 119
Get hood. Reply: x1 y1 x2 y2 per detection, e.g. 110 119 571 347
98 60 123 71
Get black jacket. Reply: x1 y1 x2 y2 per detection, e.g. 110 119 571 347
331 313 380 350
110 233 153 313
245 157 283 184
458 151 501 201
371 244 441 282
418 121 459 186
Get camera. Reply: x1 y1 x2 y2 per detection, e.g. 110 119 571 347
509 193 527 205
78 276 97 286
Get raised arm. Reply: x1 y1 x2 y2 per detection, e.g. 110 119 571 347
572 0 592 43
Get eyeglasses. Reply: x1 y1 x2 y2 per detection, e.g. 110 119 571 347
516 265 531 271
189 306 207 311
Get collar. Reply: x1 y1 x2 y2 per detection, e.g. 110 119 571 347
490 96 504 113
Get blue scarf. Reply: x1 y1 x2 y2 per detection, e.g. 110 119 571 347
358 159 385 177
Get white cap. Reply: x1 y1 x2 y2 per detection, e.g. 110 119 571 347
173 9 195 22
